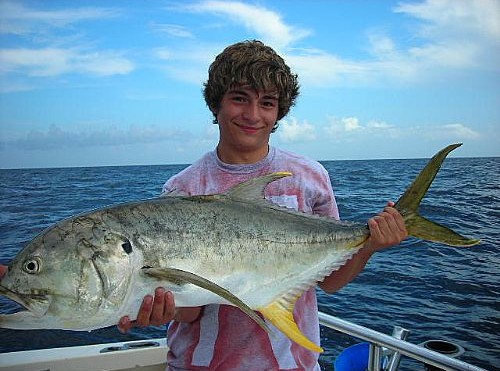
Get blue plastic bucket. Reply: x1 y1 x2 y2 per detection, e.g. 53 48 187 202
334 342 369 371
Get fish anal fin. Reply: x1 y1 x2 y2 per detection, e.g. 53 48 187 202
142 267 269 333
258 297 323 353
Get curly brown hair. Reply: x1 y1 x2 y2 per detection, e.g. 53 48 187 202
203 40 300 132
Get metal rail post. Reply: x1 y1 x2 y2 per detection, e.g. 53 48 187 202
318 312 486 371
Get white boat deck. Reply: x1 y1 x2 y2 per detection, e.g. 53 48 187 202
0 338 168 371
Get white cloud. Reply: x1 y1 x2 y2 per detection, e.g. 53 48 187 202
391 0 500 71
77 51 134 76
1 124 190 151
342 117 362 132
278 117 316 143
0 1 120 35
394 0 500 41
0 48 134 77
325 117 361 138
0 81 34 93
180 1 310 49
285 50 369 86
0 2 132 80
289 0 500 87
322 116 479 143
6 1 493 89
428 123 481 140
154 44 219 84
0 48 68 76
324 116 402 140
150 23 194 38
152 0 500 88
366 120 393 129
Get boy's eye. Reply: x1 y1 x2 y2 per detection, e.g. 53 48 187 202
262 101 276 108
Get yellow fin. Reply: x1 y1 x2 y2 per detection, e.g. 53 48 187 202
259 298 323 353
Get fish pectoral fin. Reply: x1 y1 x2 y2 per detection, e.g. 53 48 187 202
142 267 269 333
258 297 323 353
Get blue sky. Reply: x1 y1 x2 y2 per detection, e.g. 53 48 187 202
1 0 499 168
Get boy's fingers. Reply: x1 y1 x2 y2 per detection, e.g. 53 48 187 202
118 316 134 334
135 295 153 327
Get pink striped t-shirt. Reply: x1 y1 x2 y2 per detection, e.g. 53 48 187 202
162 147 339 370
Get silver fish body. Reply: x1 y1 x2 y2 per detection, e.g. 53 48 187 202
0 179 366 328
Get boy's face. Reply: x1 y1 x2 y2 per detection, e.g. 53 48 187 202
216 84 279 163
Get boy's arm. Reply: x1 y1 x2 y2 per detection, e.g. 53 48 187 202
319 203 407 294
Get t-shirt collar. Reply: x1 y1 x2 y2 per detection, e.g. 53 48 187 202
212 146 276 174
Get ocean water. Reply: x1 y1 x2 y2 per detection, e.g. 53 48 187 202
0 157 498 370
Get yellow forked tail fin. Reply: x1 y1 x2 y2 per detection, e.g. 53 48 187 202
259 297 323 353
395 143 480 247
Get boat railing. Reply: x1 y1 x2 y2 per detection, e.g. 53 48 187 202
0 313 488 371
318 311 487 371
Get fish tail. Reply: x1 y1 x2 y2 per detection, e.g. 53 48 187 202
395 143 480 247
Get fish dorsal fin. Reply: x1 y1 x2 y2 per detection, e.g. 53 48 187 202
258 295 323 353
142 267 269 333
225 172 293 202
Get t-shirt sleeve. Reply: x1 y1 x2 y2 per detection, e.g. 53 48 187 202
312 167 340 220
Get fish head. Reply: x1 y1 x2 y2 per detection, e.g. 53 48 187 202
0 214 139 329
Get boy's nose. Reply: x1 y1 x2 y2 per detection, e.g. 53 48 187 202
241 103 259 123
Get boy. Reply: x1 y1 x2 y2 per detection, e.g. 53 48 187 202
118 40 407 370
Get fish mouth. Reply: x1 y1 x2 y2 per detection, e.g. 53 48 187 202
0 284 50 317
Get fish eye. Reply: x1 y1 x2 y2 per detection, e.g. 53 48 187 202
23 257 42 274
121 240 133 254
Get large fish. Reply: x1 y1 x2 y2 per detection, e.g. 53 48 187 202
0 144 479 352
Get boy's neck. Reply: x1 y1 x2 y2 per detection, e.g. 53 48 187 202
216 145 269 164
